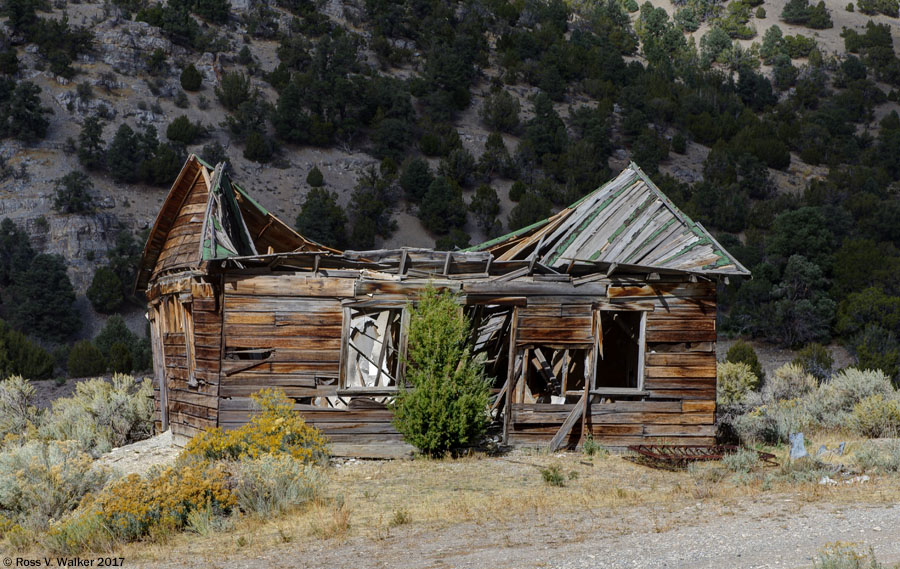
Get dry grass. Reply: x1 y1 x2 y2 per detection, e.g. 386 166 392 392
106 439 900 565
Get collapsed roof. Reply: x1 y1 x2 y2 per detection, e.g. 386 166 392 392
135 155 337 291
136 158 748 292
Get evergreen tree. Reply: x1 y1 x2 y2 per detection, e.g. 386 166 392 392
8 253 81 342
77 116 105 171
419 176 467 235
53 171 94 214
67 340 105 377
0 319 54 379
479 89 521 133
478 132 515 180
469 184 500 232
1 81 50 143
107 124 141 183
306 165 324 187
87 266 124 313
166 115 203 145
180 64 203 91
215 71 254 111
391 287 490 457
295 187 347 248
0 218 35 287
243 130 275 163
347 165 397 249
508 191 552 231
399 158 433 203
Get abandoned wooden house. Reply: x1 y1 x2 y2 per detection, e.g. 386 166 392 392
137 155 749 456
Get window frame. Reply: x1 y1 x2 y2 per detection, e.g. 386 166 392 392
592 307 648 396
338 304 409 396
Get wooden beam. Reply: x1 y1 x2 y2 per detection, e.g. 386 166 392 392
502 307 519 445
549 392 586 451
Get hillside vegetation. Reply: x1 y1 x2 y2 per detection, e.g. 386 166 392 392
0 0 898 377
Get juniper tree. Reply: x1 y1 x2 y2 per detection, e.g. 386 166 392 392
391 287 490 457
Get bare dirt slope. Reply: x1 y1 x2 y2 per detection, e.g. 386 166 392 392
132 495 900 569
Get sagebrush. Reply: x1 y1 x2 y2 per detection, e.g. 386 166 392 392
40 374 154 456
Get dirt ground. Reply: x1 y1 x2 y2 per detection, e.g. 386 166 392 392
130 497 900 569
90 442 900 569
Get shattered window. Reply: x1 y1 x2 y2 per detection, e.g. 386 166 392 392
341 307 406 392
518 347 589 404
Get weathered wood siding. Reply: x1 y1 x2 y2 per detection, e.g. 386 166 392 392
155 280 222 440
154 170 208 277
507 279 717 448
217 274 407 447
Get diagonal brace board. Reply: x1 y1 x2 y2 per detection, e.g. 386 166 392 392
548 392 587 451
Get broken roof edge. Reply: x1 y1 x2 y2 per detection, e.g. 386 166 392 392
466 162 751 279
229 179 343 256
135 154 210 294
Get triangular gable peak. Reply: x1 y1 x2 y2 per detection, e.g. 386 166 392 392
136 156 339 292
469 163 750 277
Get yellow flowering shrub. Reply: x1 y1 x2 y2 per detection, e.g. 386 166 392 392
88 461 235 541
0 513 21 538
182 389 328 464
47 461 235 551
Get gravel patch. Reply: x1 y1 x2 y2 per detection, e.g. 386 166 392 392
133 495 900 569
96 429 179 477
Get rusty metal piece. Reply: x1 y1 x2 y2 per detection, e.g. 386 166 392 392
625 444 778 469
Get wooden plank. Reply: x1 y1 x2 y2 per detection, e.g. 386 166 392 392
645 329 717 343
225 275 355 297
646 318 715 331
646 353 715 366
517 328 594 343
608 282 715 299
517 316 593 329
224 296 343 313
644 365 717 378
683 400 716 413
643 424 716 436
549 392 586 451
224 336 342 350
224 324 344 338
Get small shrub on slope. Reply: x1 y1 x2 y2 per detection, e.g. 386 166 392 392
48 461 234 551
717 361 759 406
808 368 894 429
0 375 40 444
851 394 900 438
855 439 900 473
762 363 817 402
39 374 153 456
725 340 764 383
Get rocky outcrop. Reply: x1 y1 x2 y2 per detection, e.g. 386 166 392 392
94 19 189 76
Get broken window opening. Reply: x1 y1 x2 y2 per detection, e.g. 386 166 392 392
595 310 646 391
341 307 406 393
468 305 514 389
518 346 589 404
224 348 274 361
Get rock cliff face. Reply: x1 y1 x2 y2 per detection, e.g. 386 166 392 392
93 19 189 77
